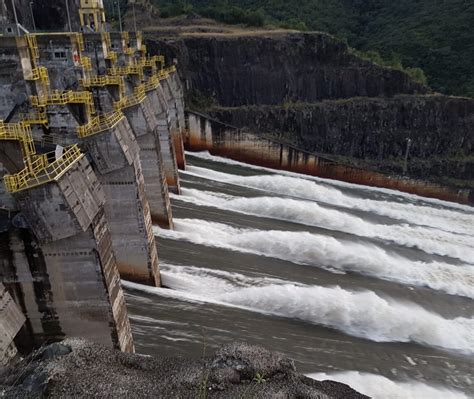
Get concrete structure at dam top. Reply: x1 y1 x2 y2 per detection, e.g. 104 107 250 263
0 0 186 356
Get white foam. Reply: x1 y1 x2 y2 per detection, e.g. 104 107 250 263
187 150 474 213
183 165 474 236
175 188 474 262
307 371 469 399
123 266 474 354
155 219 474 299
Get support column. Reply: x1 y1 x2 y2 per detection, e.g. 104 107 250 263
123 96 173 228
149 84 181 193
162 75 186 170
0 283 25 364
81 116 160 286
4 156 134 352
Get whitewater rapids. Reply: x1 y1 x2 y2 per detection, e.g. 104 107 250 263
125 151 474 397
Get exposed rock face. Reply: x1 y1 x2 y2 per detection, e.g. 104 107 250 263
147 31 473 191
0 339 367 398
211 95 474 183
148 32 427 107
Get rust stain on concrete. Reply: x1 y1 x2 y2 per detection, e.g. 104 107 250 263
185 113 472 205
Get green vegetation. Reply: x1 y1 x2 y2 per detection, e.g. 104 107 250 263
253 372 266 384
159 1 265 26
352 49 428 85
150 0 474 97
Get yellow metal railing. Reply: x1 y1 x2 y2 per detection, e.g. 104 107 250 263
20 107 49 127
144 74 160 92
124 47 135 56
77 111 124 138
81 56 92 71
102 32 111 51
4 145 83 193
81 75 123 87
105 50 118 63
31 90 95 113
113 84 146 110
28 66 50 88
108 65 144 81
0 121 35 160
26 34 39 65
158 68 170 79
81 75 125 99
75 33 85 52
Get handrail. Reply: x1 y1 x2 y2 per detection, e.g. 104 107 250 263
113 84 146 110
4 145 83 193
81 75 123 87
26 34 39 65
30 90 95 116
105 51 118 63
102 32 111 51
20 107 49 127
77 111 124 138
0 121 35 160
75 33 85 52
81 56 92 71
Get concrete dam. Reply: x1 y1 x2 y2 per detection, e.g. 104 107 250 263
0 0 188 358
0 4 473 398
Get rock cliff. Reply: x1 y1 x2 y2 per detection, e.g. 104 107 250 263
146 28 473 190
211 95 474 185
148 31 427 106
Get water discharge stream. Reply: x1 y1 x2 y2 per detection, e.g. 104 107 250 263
125 152 474 397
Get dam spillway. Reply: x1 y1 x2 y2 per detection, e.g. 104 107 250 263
127 151 474 396
0 2 472 397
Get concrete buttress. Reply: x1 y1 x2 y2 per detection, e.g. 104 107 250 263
166 72 187 170
149 83 181 193
0 283 25 364
81 116 161 286
2 156 134 352
123 95 174 228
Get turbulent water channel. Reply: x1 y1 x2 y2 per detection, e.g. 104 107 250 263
124 152 474 398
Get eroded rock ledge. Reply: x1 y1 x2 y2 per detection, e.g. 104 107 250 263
0 339 367 398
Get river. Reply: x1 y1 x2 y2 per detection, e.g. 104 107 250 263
124 152 474 398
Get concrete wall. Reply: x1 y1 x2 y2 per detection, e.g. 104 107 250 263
186 112 472 204
82 117 161 286
2 156 134 353
150 83 181 193
0 282 25 365
123 97 173 228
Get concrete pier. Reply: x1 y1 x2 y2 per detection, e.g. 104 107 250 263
123 96 173 228
0 283 25 364
81 117 161 286
0 17 188 352
2 155 134 352
151 83 181 193
165 72 186 170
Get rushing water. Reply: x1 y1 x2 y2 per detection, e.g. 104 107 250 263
124 152 474 397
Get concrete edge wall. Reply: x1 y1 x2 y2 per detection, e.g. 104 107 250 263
185 112 472 205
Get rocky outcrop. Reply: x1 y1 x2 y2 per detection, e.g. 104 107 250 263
148 32 427 107
147 30 473 190
211 95 474 185
0 339 367 398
